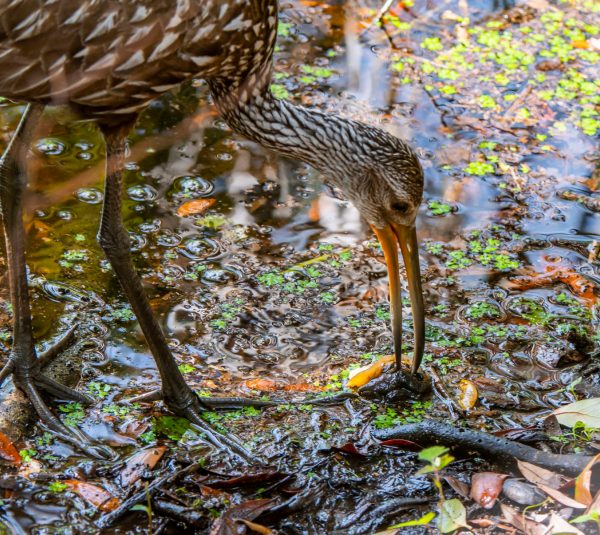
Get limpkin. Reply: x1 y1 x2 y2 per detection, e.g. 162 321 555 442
0 0 425 457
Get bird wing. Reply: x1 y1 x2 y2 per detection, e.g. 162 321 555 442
0 0 276 117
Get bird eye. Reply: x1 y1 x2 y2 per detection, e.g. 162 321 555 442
391 201 409 213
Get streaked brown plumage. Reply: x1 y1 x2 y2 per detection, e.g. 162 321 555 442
0 0 425 458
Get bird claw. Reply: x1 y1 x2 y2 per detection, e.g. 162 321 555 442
358 367 431 402
130 387 256 463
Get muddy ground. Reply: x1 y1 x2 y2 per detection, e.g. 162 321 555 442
0 0 599 533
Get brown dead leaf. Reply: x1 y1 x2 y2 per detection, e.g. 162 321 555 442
575 453 600 505
500 503 546 534
64 480 120 511
443 476 470 499
537 483 587 509
211 498 275 535
177 198 215 217
470 472 508 509
120 446 166 487
0 432 21 465
238 519 275 535
517 460 568 490
547 512 585 535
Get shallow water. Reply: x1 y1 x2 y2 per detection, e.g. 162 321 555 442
0 0 598 532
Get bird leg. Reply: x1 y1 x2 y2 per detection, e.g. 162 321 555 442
0 104 112 460
98 123 252 462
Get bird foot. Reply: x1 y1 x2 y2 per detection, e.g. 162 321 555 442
0 334 115 461
357 366 431 403
129 387 255 463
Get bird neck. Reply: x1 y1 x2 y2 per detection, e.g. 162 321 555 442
208 74 360 185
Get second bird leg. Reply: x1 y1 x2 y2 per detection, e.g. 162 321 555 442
0 104 111 459
98 123 252 462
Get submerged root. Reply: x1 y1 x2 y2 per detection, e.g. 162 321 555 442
373 419 591 477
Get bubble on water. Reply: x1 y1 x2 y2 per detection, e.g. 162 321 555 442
216 152 233 161
36 138 65 155
129 233 146 251
251 334 276 349
76 187 103 204
201 265 242 285
169 175 214 200
56 210 73 220
127 184 158 202
124 162 140 171
162 264 185 281
157 231 182 247
74 141 94 150
76 152 92 160
181 237 220 259
139 219 162 233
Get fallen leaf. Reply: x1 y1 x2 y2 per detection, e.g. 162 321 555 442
386 511 436 531
500 503 546 534
586 489 600 515
347 355 395 389
243 379 323 393
177 198 215 217
0 433 21 465
575 453 600 506
244 379 279 392
438 498 469 533
64 480 120 511
120 446 166 487
443 476 470 499
571 40 589 49
547 512 585 535
517 460 568 490
470 472 508 509
211 498 275 535
457 379 478 410
238 519 274 535
537 483 587 509
551 398 600 428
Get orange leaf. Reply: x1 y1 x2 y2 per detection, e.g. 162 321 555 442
0 432 21 465
575 453 600 506
572 40 589 49
120 446 167 487
64 480 120 511
347 355 395 389
244 379 279 392
177 198 215 217
457 379 478 410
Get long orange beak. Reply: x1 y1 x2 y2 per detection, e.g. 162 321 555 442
371 223 424 374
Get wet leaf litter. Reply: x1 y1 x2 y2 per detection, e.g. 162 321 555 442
0 0 598 533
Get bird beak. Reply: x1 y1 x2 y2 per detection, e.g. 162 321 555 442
370 223 424 374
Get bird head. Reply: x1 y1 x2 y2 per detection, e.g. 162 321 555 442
325 125 425 375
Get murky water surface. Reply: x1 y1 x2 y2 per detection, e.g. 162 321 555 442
0 0 598 532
